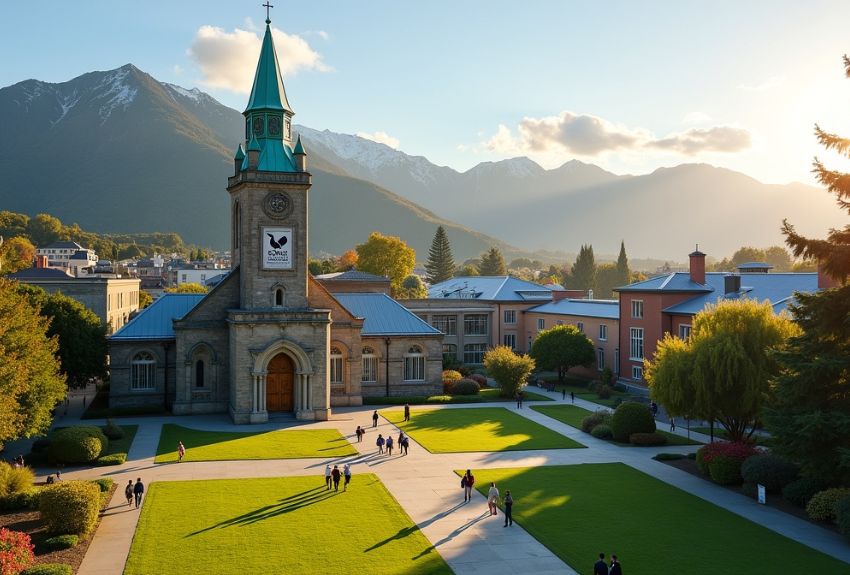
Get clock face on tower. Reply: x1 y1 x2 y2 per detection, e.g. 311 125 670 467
263 191 293 219
268 116 281 136
252 116 264 135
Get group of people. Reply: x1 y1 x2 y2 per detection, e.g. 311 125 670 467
124 477 145 509
594 552 623 575
324 463 352 492
374 430 409 456
460 471 514 527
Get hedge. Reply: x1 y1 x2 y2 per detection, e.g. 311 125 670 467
836 497 850 540
806 488 850 523
451 379 481 396
783 476 831 507
90 478 114 493
20 565 73 575
40 534 79 551
94 453 126 466
629 432 667 446
740 454 799 493
653 453 685 461
0 488 41 511
695 442 759 484
611 402 655 442
581 410 611 433
38 481 102 535
590 424 613 439
48 427 108 464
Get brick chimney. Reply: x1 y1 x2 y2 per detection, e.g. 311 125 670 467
817 262 840 289
689 247 706 285
551 289 585 302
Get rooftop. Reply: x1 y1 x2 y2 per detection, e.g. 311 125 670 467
315 270 389 282
528 298 620 320
110 294 205 341
428 276 554 302
334 292 441 336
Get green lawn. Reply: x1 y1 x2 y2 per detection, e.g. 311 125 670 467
465 464 846 575
125 475 449 575
363 387 551 405
532 404 701 446
381 407 585 452
551 382 630 408
154 424 357 463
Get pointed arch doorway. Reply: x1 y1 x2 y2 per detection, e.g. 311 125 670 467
266 353 294 412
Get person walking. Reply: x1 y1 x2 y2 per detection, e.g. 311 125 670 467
562 387 566 400
669 418 676 432
331 465 341 492
324 464 332 490
487 482 500 516
515 391 523 409
397 430 405 453
403 403 410 422
376 434 385 454
372 410 379 427
343 464 352 491
609 554 622 575
593 553 608 575
356 425 363 443
385 435 394 456
133 478 145 509
461 469 475 503
503 490 514 527
124 480 134 507
570 391 575 404
177 441 186 463
401 435 409 455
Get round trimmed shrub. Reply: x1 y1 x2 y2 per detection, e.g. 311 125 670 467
90 478 114 493
629 432 667 446
0 488 41 511
451 379 481 396
695 441 759 483
48 427 108 464
740 454 799 493
597 385 612 399
0 462 35 496
836 497 850 540
94 453 126 466
41 534 79 551
442 370 463 383
783 476 831 507
709 456 747 485
0 527 34 575
469 374 487 387
30 438 51 453
39 480 101 535
21 565 73 575
806 488 850 523
581 410 612 433
103 419 124 440
591 424 613 439
611 402 656 442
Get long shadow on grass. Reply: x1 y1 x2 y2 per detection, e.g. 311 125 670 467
186 486 334 536
411 511 490 559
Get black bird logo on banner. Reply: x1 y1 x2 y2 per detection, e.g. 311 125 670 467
267 233 288 249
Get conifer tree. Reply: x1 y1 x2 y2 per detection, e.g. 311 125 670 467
782 55 850 283
425 226 455 284
615 240 630 287
570 244 597 293
478 247 507 276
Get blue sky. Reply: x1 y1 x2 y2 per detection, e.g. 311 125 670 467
3 0 850 184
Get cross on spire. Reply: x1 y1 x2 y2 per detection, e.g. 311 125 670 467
263 1 274 24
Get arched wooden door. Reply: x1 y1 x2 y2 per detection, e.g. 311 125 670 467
267 353 294 412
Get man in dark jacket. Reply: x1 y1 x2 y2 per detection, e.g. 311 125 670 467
593 553 608 575
133 478 145 509
609 554 622 575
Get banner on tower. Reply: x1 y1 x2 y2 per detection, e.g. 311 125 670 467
262 227 293 269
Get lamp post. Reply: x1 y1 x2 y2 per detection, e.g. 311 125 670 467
384 337 391 397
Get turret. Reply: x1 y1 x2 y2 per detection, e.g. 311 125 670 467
233 144 245 175
293 135 306 171
247 133 261 170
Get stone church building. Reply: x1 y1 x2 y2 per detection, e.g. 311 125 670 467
108 20 442 423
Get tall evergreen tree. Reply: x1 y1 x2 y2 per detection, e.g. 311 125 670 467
478 247 507 276
570 244 597 293
782 55 850 283
425 226 455 284
615 241 630 286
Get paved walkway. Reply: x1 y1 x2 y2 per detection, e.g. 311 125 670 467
50 392 847 574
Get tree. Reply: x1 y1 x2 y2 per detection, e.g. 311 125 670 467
764 286 850 484
26 214 64 247
337 249 358 271
455 264 479 277
764 246 793 271
484 346 536 398
0 279 66 447
782 55 850 283
508 257 534 270
570 244 597 293
730 246 766 268
644 299 799 441
397 274 427 299
425 226 455 284
0 237 36 274
530 324 595 382
615 241 630 286
594 263 620 299
355 232 416 296
478 247 506 276
138 290 153 309
0 211 30 239
165 283 208 294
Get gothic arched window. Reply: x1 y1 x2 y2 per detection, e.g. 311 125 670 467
131 351 156 390
330 347 344 385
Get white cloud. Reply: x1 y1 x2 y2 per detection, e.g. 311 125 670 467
187 25 330 93
682 111 712 125
739 75 785 92
483 110 751 158
356 131 400 149
304 30 329 40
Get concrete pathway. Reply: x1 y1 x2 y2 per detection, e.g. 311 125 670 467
56 395 848 575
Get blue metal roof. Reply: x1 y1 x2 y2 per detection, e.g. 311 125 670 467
615 272 714 293
738 262 773 270
428 276 554 302
334 293 441 336
529 299 620 319
662 272 818 315
110 293 205 340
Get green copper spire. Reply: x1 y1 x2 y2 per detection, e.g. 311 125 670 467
293 135 305 155
234 143 245 160
247 132 261 152
244 23 292 114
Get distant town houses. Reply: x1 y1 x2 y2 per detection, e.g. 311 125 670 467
36 240 97 274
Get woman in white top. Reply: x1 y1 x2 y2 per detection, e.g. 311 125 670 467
487 482 500 516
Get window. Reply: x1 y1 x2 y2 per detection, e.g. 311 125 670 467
431 315 457 335
361 347 377 383
463 314 488 335
181 274 187 283
632 365 643 380
599 324 607 341
441 344 457 363
504 310 516 324
629 328 644 360
631 300 644 319
537 318 545 330
403 346 425 381
464 343 487 364
330 347 343 385
195 360 205 388
597 348 605 371
679 324 692 340
275 289 284 307
503 334 516 349
131 352 156 390
577 322 584 332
